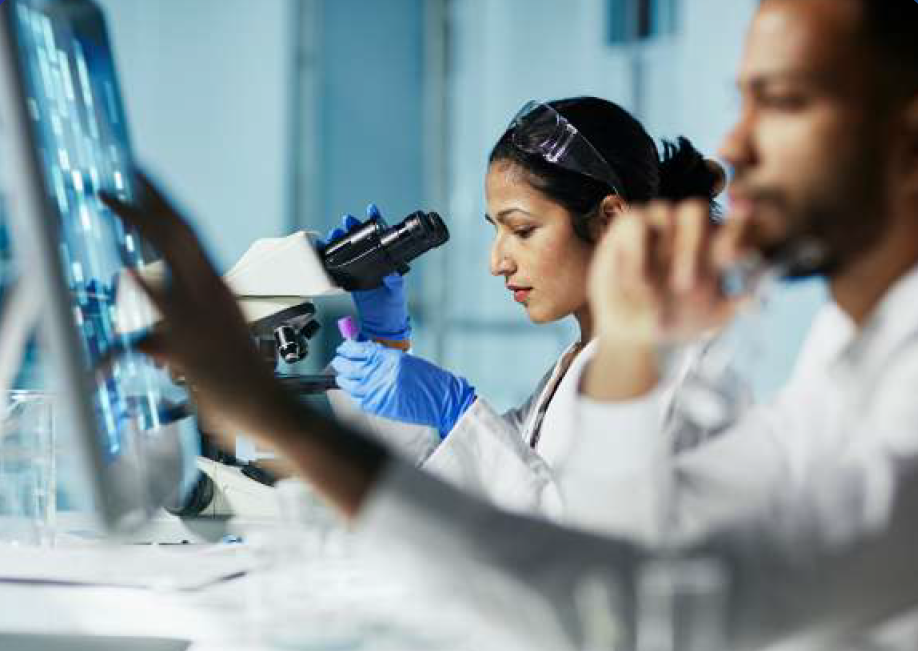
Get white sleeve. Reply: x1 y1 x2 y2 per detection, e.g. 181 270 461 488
326 388 440 464
557 385 672 541
356 456 918 651
421 397 564 518
557 310 842 545
327 389 561 517
356 458 637 651
562 392 794 546
558 347 788 545
325 364 550 474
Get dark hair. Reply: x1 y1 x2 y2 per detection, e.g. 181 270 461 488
854 0 918 99
488 97 722 242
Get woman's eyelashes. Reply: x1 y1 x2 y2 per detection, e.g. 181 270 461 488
513 226 535 239
484 214 537 239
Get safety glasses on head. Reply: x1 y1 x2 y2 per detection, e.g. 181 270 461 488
507 100 626 199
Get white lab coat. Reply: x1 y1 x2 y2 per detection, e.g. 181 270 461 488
355 262 918 650
330 337 749 529
328 341 595 518
425 340 601 516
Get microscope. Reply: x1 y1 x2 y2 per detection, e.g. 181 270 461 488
232 208 449 393
114 210 449 520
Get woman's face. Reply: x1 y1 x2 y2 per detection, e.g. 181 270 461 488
485 161 595 324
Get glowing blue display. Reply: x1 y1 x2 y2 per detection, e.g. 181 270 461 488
12 1 187 462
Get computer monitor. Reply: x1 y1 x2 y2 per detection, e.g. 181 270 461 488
0 0 199 533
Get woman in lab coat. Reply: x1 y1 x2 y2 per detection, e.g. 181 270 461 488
327 97 725 519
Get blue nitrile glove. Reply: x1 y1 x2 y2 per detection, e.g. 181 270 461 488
318 204 411 341
331 338 476 438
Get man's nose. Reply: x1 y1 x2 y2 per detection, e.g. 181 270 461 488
718 109 755 170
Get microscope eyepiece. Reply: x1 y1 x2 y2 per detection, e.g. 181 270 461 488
319 211 449 291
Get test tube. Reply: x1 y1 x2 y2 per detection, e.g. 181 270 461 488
337 316 359 340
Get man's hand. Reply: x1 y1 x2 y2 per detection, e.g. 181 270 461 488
101 173 387 518
101 175 295 444
583 200 747 401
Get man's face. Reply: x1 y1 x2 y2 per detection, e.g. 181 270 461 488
719 0 894 277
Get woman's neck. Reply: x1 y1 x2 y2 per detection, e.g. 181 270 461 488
574 305 593 344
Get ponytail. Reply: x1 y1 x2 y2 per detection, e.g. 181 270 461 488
658 136 725 204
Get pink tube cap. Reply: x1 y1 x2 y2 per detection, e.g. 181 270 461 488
337 316 359 340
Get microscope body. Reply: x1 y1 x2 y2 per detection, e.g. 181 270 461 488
115 211 449 520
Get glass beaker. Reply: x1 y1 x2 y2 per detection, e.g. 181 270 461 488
0 390 56 546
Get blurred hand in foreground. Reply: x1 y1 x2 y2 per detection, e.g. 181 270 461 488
101 174 387 516
583 200 751 400
100 175 290 440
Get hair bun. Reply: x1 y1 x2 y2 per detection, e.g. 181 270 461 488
658 137 724 202
704 158 727 196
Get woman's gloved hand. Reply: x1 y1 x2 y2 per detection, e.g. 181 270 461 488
319 204 411 341
331 339 476 438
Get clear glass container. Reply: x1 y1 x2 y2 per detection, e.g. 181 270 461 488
0 390 56 546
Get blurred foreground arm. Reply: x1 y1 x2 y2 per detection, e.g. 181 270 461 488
362 451 918 651
101 178 918 651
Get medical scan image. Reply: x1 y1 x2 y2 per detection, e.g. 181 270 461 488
12 1 188 462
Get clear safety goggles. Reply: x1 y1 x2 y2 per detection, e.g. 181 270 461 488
507 100 625 199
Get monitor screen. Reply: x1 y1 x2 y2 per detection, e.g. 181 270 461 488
0 0 197 531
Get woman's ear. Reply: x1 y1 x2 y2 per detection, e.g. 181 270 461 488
590 194 627 241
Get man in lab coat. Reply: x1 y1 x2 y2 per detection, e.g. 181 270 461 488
104 0 918 648
559 0 918 546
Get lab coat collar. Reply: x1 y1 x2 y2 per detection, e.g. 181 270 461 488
832 261 918 375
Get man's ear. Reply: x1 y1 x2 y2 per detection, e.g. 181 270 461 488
590 194 628 241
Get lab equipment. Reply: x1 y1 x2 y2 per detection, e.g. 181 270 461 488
116 201 447 371
321 206 412 341
331 339 476 437
113 218 438 519
319 206 449 291
507 101 626 197
719 240 826 298
674 241 827 433
114 230 339 379
0 0 199 533
0 391 55 546
338 315 359 340
222 229 336 368
168 457 280 520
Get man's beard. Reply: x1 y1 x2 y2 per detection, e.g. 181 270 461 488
749 173 888 281
726 191 836 280
757 208 839 280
